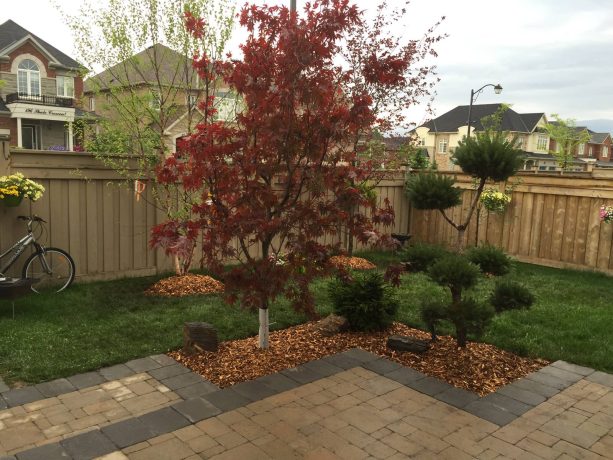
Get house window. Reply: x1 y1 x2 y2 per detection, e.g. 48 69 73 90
538 165 547 171
419 137 425 146
588 146 593 157
215 91 236 121
438 138 448 154
603 146 609 158
578 143 585 156
537 135 548 151
56 76 75 98
89 96 96 111
105 92 112 102
17 59 41 96
516 136 524 149
187 93 198 108
150 91 161 110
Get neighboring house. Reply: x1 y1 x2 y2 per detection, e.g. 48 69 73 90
0 19 91 151
84 43 236 154
549 127 612 168
413 104 550 171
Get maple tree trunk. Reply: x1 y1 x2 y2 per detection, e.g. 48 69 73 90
258 308 269 349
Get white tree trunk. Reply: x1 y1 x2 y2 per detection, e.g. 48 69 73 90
258 308 269 349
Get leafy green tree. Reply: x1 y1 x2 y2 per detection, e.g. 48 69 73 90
406 107 523 250
544 114 591 170
58 0 235 274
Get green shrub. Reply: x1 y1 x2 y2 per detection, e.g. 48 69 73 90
405 173 462 210
448 298 496 339
328 272 399 332
420 298 447 340
490 279 535 312
401 243 449 272
466 245 511 276
428 254 481 302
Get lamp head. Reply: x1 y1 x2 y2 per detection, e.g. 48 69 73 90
494 84 503 94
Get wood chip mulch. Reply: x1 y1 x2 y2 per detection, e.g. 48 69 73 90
329 255 377 270
144 274 224 297
170 321 548 396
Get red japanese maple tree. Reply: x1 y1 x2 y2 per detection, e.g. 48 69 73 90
151 0 440 348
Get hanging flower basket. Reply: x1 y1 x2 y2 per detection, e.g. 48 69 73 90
600 205 613 224
480 188 511 214
0 173 45 207
1 194 23 207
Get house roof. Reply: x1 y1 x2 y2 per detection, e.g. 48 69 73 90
84 43 198 93
589 132 610 144
0 19 81 69
381 136 410 150
519 113 545 132
420 104 534 133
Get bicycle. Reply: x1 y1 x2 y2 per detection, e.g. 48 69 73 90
0 215 75 293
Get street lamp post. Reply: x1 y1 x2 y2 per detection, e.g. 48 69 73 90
290 0 296 12
466 83 502 139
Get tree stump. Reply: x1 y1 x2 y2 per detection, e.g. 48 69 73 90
386 335 430 353
183 322 218 354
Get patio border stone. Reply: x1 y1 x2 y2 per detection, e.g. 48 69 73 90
7 349 605 460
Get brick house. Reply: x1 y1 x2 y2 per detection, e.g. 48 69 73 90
0 20 91 151
549 128 611 168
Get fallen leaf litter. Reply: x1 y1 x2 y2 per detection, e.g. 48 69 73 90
170 321 548 396
329 255 377 270
145 274 224 297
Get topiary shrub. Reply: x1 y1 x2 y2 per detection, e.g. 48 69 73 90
328 271 399 332
405 173 462 211
428 254 481 303
426 254 484 347
490 279 535 312
400 243 449 272
420 298 447 340
466 245 511 276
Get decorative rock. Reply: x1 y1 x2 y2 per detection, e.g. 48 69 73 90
386 335 430 353
317 314 349 336
183 322 218 353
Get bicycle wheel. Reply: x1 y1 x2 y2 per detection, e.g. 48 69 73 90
22 247 75 293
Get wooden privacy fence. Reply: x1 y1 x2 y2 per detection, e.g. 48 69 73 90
2 148 612 280
408 171 613 275
0 150 410 281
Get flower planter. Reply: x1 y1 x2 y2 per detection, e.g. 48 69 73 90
1 195 23 207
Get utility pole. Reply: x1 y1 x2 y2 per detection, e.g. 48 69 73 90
290 0 296 12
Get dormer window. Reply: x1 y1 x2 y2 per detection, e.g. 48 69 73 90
57 76 75 98
17 59 41 96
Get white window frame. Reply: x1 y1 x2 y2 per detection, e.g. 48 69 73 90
588 146 593 157
187 93 198 108
17 59 41 96
516 136 524 149
89 96 96 111
603 146 609 158
56 75 75 98
578 143 585 156
150 90 161 111
438 138 448 154
536 135 548 151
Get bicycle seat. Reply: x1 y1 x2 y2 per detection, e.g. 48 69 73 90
17 215 29 221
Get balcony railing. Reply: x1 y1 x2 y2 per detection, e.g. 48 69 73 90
5 93 74 108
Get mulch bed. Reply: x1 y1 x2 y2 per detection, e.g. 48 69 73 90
170 321 548 396
329 255 377 270
145 274 224 297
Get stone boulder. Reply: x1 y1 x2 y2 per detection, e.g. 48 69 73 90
386 335 430 353
317 314 349 336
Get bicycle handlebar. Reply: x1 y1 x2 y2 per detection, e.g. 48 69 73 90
17 215 46 223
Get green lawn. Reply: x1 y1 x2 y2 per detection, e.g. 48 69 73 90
0 252 611 385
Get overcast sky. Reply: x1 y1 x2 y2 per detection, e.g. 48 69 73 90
2 0 612 124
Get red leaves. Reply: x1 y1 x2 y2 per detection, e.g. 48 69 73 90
184 11 206 39
152 1 439 317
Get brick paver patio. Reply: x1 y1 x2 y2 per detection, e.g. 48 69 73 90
1 350 612 459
